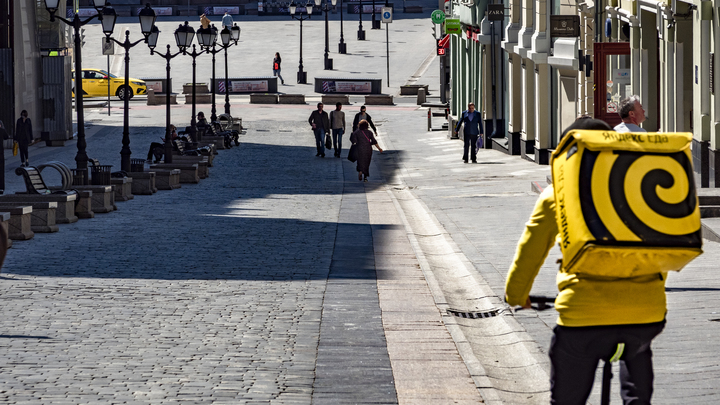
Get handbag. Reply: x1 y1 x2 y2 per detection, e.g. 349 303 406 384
12 141 18 157
325 134 332 150
476 134 484 150
347 144 357 162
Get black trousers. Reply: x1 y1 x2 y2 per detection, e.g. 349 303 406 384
147 142 165 161
18 142 29 164
549 320 666 405
462 133 479 161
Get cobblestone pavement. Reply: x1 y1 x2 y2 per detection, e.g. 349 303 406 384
0 102 483 404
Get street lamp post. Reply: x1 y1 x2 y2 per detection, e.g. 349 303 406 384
316 0 338 70
106 30 145 172
201 25 222 122
147 23 193 164
371 0 380 29
338 0 346 53
289 1 312 84
183 42 206 140
357 0 365 40
99 4 157 173
223 24 241 115
43 0 111 185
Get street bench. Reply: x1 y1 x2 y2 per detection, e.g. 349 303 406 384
0 202 58 234
322 95 350 105
149 163 200 184
2 168 78 224
147 89 178 106
0 205 34 240
278 94 306 104
38 160 115 214
365 94 394 105
250 94 278 104
399 84 429 95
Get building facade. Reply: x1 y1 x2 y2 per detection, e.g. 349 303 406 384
0 0 73 144
448 0 720 187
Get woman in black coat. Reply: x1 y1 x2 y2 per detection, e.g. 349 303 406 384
351 105 377 134
15 110 33 167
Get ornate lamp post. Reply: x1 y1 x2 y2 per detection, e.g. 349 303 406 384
43 0 111 185
147 23 193 164
357 0 365 40
289 1 312 84
179 21 208 140
316 0 338 70
338 0 346 53
103 3 156 172
202 25 223 123
222 24 241 115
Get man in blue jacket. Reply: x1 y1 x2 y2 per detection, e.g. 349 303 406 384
454 102 483 163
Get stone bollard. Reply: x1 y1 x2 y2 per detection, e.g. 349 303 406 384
417 88 427 105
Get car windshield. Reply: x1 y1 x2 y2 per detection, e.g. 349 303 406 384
98 70 118 79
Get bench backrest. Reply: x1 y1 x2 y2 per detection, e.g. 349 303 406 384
174 139 186 153
16 167 50 194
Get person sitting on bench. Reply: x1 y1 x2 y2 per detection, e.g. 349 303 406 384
147 125 178 163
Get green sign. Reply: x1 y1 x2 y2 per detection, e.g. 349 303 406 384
431 10 445 24
445 18 461 35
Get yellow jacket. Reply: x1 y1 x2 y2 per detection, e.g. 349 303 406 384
505 185 667 327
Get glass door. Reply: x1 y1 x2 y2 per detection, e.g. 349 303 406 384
593 42 631 127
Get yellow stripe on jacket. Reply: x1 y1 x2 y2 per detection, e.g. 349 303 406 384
505 185 667 327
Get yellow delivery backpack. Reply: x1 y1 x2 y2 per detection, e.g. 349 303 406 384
551 130 702 278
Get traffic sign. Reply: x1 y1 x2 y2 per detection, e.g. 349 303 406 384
381 7 392 23
431 10 445 24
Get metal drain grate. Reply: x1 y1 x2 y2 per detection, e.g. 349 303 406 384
447 308 504 319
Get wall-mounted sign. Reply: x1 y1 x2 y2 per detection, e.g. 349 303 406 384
445 18 461 35
550 15 580 37
487 4 504 21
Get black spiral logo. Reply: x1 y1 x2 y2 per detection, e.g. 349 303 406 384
578 149 701 247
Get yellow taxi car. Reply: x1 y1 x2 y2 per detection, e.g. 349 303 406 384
72 69 147 100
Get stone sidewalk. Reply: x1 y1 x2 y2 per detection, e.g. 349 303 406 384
372 105 720 404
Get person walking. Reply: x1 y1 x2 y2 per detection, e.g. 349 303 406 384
454 102 483 163
350 119 383 182
273 52 285 85
506 117 669 404
15 110 32 167
221 11 233 29
330 102 346 158
352 105 377 134
308 103 330 157
613 95 646 133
